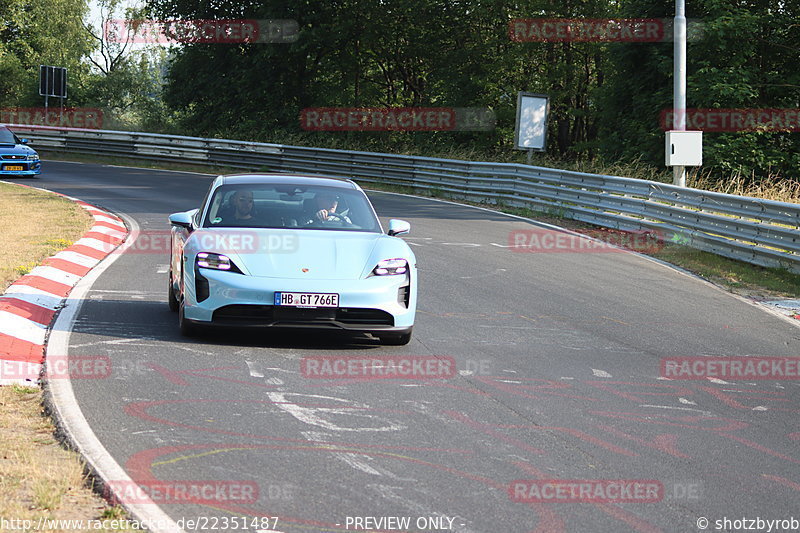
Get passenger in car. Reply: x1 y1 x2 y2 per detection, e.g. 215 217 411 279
215 189 259 226
227 190 256 224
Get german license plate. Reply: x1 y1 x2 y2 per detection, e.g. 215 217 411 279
4 165 24 171
274 292 339 308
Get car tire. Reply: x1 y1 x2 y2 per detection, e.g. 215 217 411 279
168 273 179 312
178 301 198 337
380 329 412 346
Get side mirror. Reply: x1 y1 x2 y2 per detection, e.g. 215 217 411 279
20 138 30 144
169 211 194 230
387 219 410 237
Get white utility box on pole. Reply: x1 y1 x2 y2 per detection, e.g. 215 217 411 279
666 130 702 166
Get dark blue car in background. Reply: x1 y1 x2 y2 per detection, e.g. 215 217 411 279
0 125 41 177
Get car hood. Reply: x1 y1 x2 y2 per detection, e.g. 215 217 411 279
0 143 36 155
190 228 393 280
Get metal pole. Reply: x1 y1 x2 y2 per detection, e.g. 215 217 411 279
673 0 687 186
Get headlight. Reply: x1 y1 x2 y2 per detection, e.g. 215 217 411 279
26 154 38 161
372 258 408 276
196 252 239 272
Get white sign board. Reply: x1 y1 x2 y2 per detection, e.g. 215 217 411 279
514 92 549 151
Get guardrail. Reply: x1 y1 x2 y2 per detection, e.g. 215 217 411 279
9 123 800 273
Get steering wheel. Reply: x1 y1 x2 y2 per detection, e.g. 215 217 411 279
301 212 349 227
324 212 348 222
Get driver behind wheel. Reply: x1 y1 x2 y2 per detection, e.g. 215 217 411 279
305 192 351 224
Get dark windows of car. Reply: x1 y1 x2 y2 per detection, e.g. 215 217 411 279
0 127 20 146
202 184 381 232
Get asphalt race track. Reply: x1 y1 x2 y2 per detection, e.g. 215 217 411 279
20 160 800 533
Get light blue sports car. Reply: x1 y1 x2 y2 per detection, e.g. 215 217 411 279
0 125 41 176
168 174 417 345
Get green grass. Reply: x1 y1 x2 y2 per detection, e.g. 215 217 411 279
652 244 800 297
11 384 40 395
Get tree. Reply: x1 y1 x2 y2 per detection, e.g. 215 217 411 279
598 0 800 179
82 0 170 123
0 0 93 106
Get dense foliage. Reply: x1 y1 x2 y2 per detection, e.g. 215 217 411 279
0 0 93 104
147 0 800 180
0 0 166 129
1 0 798 181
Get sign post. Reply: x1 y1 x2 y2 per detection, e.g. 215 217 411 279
38 66 68 125
513 92 550 164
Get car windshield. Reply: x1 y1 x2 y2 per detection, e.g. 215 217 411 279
0 127 19 145
202 183 381 232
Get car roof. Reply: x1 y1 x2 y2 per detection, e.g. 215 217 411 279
218 173 358 189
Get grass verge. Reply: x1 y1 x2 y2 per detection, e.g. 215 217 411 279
0 182 134 530
0 181 93 290
0 385 133 531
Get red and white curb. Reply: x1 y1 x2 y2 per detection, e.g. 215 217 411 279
0 183 127 385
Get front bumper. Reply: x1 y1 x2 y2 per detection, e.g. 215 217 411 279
183 267 415 332
0 161 41 175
